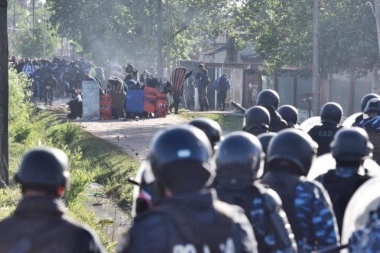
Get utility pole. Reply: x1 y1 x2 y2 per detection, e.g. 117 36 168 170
312 0 319 116
32 0 35 29
0 0 9 187
157 0 164 77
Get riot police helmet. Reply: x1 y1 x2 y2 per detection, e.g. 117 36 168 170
361 93 380 112
331 127 373 163
320 102 343 125
364 98 380 114
215 132 264 190
148 124 214 193
257 89 280 110
188 117 223 150
258 132 278 155
15 147 70 193
278 105 298 126
267 129 318 175
243 106 270 135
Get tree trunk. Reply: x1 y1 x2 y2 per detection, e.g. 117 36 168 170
319 73 329 107
157 0 164 77
0 0 9 187
348 72 355 116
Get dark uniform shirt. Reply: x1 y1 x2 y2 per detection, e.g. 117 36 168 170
216 183 297 253
0 196 105 253
261 170 339 252
308 123 342 156
316 167 371 236
267 108 289 133
118 189 258 253
358 116 380 133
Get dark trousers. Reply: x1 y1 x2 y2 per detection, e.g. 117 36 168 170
198 86 209 111
169 96 181 114
217 92 227 111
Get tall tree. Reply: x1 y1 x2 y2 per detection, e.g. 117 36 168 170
0 0 9 186
47 0 231 71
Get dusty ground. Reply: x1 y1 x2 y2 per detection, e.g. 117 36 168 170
39 98 189 160
79 114 187 161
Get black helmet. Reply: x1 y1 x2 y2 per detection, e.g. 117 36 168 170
361 93 380 112
320 102 343 125
364 98 380 114
243 106 270 135
267 129 318 175
215 132 263 190
258 132 278 155
148 125 213 193
278 105 298 125
188 117 223 149
331 128 373 162
257 89 280 109
15 147 70 189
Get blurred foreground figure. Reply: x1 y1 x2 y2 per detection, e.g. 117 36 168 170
118 125 258 253
0 147 105 253
261 129 340 252
215 131 297 252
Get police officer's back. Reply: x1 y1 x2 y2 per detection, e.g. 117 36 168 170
132 118 224 216
278 105 301 129
316 128 373 236
0 147 105 253
261 129 340 252
257 89 288 132
308 102 343 156
215 132 297 252
243 106 271 136
352 93 380 127
358 98 380 133
117 125 258 253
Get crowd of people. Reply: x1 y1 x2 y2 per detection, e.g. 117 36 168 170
3 86 380 252
9 57 232 118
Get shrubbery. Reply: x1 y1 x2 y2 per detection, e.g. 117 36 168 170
3 68 139 250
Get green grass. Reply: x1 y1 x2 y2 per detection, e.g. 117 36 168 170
181 111 244 133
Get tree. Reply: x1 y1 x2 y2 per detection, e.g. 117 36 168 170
0 0 9 186
46 0 232 72
238 0 378 77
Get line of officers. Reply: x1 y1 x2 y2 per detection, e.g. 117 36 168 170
0 90 379 252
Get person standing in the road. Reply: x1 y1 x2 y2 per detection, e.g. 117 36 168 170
0 147 105 253
42 74 58 105
214 73 231 111
195 64 210 111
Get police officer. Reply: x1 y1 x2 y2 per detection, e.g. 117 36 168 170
315 128 373 236
118 125 258 253
358 97 380 133
256 89 288 132
243 105 271 136
0 147 105 253
257 132 278 176
278 105 300 129
308 102 344 156
215 132 297 252
352 93 380 126
189 117 223 151
133 118 223 216
261 129 340 252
